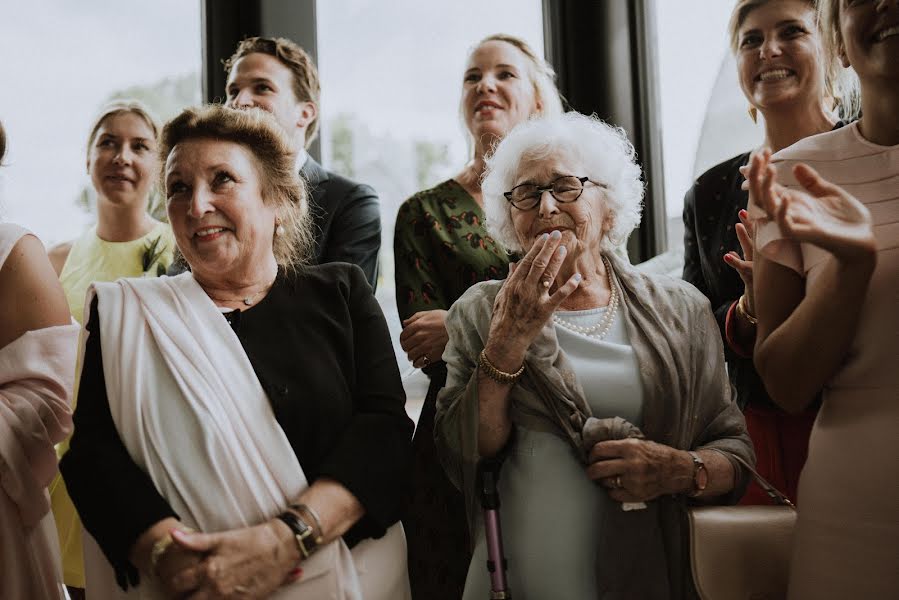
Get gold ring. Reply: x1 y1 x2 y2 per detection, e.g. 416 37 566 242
234 585 249 594
542 278 552 288
615 475 622 489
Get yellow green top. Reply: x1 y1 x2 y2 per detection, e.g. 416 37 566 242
60 221 175 323
52 219 174 587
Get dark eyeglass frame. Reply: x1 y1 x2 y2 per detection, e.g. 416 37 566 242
503 175 602 211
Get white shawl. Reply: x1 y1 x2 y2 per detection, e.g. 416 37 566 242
81 273 408 599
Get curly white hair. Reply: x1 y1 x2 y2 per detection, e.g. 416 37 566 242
482 112 644 253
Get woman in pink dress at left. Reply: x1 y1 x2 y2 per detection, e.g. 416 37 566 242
0 119 80 598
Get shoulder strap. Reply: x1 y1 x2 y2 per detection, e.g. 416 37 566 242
727 452 796 508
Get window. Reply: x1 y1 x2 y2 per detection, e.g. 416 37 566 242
316 0 544 417
654 1 764 262
0 0 201 245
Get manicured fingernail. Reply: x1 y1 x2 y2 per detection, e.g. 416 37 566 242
559 245 567 256
550 230 561 240
541 233 549 241
574 273 582 281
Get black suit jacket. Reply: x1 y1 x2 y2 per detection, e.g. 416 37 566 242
682 152 771 410
302 157 381 290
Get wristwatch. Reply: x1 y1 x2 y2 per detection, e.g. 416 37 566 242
688 451 708 497
277 510 322 559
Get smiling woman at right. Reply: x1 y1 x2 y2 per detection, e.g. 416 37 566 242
682 0 845 504
746 0 899 597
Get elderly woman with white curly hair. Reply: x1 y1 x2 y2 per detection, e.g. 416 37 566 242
435 112 754 599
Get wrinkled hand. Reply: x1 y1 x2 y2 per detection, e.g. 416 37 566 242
154 537 205 598
400 310 448 369
723 208 756 313
485 231 581 370
746 150 876 262
586 438 691 503
166 522 299 599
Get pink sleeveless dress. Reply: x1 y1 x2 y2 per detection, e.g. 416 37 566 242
754 123 899 599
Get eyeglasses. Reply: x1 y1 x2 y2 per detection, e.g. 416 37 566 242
503 175 603 210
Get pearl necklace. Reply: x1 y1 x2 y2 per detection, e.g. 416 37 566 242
552 258 619 341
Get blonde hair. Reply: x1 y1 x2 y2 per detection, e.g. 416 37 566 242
477 34 564 118
816 0 861 120
726 0 857 120
86 99 160 165
460 34 564 150
158 105 313 270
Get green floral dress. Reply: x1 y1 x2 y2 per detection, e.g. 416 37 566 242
394 179 511 600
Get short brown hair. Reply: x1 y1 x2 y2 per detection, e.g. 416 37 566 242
159 105 313 270
224 37 321 148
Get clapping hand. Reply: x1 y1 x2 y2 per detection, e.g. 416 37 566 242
746 149 876 262
723 208 756 314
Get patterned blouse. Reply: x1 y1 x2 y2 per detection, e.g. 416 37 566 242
394 179 511 321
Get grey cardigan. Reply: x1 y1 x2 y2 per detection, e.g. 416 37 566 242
434 251 754 599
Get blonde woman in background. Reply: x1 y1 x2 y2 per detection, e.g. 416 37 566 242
393 34 563 600
682 0 847 505
48 100 175 598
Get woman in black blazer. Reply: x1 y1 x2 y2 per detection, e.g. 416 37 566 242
682 0 847 503
61 105 412 599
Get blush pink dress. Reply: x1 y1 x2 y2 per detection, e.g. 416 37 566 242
0 223 78 599
754 122 899 599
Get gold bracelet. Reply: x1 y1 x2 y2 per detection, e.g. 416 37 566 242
478 349 525 385
737 295 758 326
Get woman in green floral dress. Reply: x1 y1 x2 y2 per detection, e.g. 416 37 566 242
394 34 563 599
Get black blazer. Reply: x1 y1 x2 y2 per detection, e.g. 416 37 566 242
682 152 772 410
302 157 381 290
60 263 412 588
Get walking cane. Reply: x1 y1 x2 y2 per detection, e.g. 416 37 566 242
477 456 511 599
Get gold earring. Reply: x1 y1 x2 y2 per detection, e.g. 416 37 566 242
748 106 758 124
275 223 285 237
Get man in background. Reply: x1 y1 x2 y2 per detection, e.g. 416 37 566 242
224 36 381 288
